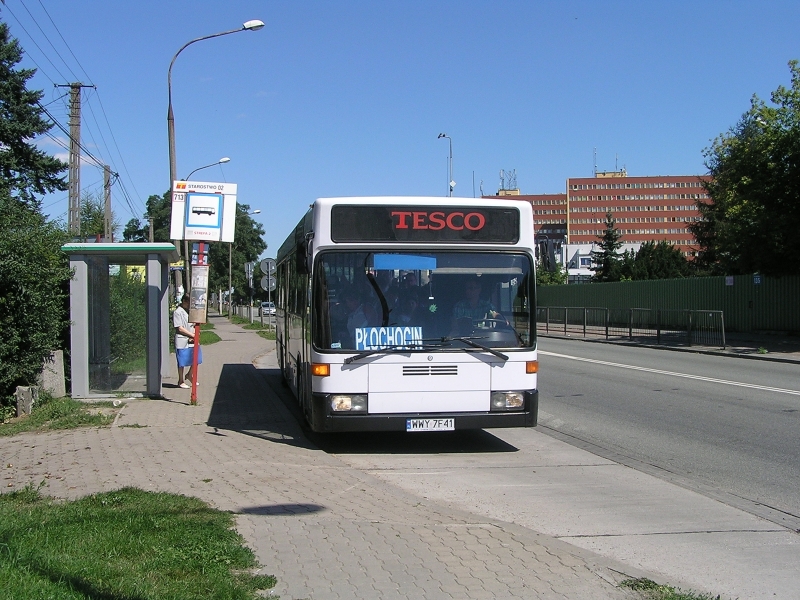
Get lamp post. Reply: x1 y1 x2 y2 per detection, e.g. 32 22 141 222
437 133 453 196
184 156 230 181
167 19 265 293
228 209 261 318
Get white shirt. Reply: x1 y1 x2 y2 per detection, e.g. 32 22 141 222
173 305 190 349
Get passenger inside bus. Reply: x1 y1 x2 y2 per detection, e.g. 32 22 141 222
340 285 378 346
394 288 426 327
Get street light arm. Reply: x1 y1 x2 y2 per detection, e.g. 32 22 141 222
184 157 230 181
167 19 263 298
167 21 264 186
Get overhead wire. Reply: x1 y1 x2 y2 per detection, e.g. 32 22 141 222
83 89 146 213
91 89 146 210
7 1 147 222
2 2 67 83
33 0 93 85
41 92 69 107
16 0 81 83
38 101 106 169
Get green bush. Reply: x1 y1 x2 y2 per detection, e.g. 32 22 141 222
109 268 147 365
0 214 71 420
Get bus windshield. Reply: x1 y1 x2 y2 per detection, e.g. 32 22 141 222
313 251 534 351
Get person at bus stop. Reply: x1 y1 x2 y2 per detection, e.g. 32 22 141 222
450 276 500 336
173 294 201 388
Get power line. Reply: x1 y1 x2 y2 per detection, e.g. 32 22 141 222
2 2 67 83
92 89 145 211
38 100 106 169
16 0 81 82
7 4 145 223
33 0 93 85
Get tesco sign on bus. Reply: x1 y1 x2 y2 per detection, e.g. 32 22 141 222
391 210 486 231
331 205 520 244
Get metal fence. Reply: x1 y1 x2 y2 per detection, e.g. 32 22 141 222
537 274 800 334
536 306 726 348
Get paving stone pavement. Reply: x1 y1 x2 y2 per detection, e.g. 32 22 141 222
1 315 644 599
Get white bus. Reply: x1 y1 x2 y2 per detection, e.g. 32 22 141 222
275 197 538 432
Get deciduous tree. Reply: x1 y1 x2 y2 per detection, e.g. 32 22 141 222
690 60 800 276
624 241 691 280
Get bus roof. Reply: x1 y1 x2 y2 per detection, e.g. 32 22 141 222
277 196 534 263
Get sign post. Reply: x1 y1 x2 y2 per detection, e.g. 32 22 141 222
189 242 209 405
260 258 276 329
169 180 237 402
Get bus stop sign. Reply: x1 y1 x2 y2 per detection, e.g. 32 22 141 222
261 275 276 292
260 258 276 275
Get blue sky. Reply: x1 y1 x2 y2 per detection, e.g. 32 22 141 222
4 0 799 258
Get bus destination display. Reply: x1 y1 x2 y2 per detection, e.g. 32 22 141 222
331 205 520 243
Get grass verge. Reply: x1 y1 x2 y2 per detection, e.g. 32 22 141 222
200 330 222 344
0 485 277 599
0 396 118 436
621 578 721 600
230 315 277 341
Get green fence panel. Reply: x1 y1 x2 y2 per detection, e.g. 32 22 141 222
537 274 800 333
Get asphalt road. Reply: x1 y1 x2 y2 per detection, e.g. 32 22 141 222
293 339 800 598
536 337 800 527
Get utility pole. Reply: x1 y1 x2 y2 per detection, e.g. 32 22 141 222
56 82 95 237
103 165 112 242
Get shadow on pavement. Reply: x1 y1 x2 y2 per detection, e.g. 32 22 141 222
207 364 315 449
311 429 519 455
238 503 326 516
251 366 520 456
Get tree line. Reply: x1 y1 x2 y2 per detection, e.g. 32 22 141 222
536 60 800 285
2 14 797 412
122 193 266 302
0 20 267 418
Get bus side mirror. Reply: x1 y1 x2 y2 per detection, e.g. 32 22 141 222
296 241 309 274
296 236 312 275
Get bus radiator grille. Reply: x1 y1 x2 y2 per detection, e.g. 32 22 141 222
402 365 458 376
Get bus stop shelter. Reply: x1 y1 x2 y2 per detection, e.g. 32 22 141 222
62 243 180 398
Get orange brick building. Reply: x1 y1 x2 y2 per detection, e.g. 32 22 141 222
488 171 710 256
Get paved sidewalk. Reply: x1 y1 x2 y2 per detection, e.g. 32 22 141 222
2 315 643 600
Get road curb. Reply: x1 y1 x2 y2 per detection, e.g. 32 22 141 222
537 333 800 364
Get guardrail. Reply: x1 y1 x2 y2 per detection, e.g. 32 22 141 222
536 307 726 349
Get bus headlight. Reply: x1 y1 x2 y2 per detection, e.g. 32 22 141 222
490 391 525 411
330 394 368 413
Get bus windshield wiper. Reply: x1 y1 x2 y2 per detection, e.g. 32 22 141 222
344 343 449 364
443 336 509 361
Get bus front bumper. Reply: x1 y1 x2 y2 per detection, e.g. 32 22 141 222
311 391 538 432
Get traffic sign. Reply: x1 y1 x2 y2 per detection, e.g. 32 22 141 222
260 258 276 275
261 275 276 292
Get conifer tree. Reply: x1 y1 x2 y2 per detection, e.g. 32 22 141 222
0 21 67 208
590 211 623 282
0 19 70 416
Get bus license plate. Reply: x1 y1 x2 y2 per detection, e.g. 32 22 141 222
406 418 455 432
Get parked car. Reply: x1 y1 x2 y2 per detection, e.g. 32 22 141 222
260 301 276 316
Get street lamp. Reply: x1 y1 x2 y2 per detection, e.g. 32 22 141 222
228 209 261 317
184 157 230 181
167 19 265 292
437 133 453 196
